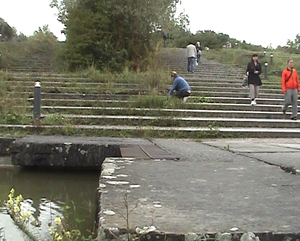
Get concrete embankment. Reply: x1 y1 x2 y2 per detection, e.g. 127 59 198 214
97 138 300 241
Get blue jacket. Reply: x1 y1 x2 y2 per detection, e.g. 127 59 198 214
168 75 191 95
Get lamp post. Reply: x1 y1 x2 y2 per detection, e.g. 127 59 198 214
299 43 300 70
34 80 41 120
270 54 274 65
264 62 268 80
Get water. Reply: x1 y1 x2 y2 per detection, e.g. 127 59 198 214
0 160 100 241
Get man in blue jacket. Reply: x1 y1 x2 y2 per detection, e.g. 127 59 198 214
167 71 191 100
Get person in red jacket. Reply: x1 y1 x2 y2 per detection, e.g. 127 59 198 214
282 59 300 120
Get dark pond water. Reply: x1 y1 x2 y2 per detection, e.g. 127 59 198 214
0 160 100 241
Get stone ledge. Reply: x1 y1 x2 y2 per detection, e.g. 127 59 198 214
0 137 16 156
9 136 152 168
97 229 300 241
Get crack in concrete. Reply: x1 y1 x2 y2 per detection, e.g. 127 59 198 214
203 142 300 175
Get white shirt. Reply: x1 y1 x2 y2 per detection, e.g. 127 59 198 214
186 44 197 58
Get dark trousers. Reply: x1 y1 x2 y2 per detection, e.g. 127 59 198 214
174 90 191 99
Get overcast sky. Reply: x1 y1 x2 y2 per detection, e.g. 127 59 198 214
1 0 299 48
177 0 300 48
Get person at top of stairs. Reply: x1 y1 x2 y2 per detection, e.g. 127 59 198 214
281 59 299 120
196 41 202 64
167 71 191 102
246 54 262 106
186 42 197 73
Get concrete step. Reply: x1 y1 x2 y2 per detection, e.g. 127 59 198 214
40 114 300 128
193 90 284 98
40 106 297 119
202 97 296 104
2 48 298 139
0 124 298 138
5 80 282 93
6 86 284 97
25 98 299 112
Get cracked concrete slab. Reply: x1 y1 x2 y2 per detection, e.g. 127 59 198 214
202 138 300 153
201 138 300 171
98 139 300 240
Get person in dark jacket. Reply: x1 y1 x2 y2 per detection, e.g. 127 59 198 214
167 71 191 101
246 54 262 106
196 41 202 64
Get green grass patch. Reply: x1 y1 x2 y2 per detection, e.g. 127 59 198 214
205 48 300 73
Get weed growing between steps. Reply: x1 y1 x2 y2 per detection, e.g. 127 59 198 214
0 127 230 139
0 73 31 125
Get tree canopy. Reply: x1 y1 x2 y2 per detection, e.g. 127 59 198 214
50 0 182 71
0 18 14 41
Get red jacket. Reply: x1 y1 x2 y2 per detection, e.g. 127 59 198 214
281 68 300 93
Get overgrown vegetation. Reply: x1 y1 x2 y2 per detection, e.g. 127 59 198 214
0 72 31 125
0 4 299 139
49 0 187 72
204 48 300 73
4 188 95 241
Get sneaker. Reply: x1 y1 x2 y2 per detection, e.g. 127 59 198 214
282 109 286 115
183 96 189 102
291 117 297 120
250 100 256 106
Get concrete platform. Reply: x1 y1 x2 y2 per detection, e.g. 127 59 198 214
98 138 300 241
7 136 177 167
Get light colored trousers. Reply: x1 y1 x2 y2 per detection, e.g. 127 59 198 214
187 57 195 72
249 84 260 99
283 89 298 118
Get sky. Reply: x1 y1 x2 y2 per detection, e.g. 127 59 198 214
1 0 299 48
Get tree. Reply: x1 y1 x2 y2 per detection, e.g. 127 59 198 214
50 0 181 71
30 25 58 43
0 18 14 41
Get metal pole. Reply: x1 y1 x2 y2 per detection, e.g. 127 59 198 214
264 62 268 80
299 43 300 70
270 54 273 65
33 81 41 119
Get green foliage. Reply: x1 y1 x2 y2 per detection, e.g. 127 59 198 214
0 18 14 41
5 189 95 241
49 216 94 241
204 48 300 74
170 29 265 51
42 114 72 125
190 97 213 103
51 0 181 71
128 95 167 108
29 25 58 45
0 73 30 124
0 37 60 70
6 188 32 225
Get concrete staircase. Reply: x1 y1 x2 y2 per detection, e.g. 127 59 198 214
4 51 55 73
1 48 299 138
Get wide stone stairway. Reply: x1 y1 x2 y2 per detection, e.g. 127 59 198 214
1 48 299 138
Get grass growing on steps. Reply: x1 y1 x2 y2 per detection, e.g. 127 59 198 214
0 73 31 125
204 48 300 73
204 48 300 99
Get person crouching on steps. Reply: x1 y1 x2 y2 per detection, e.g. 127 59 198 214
246 54 262 106
282 59 299 120
167 71 191 101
